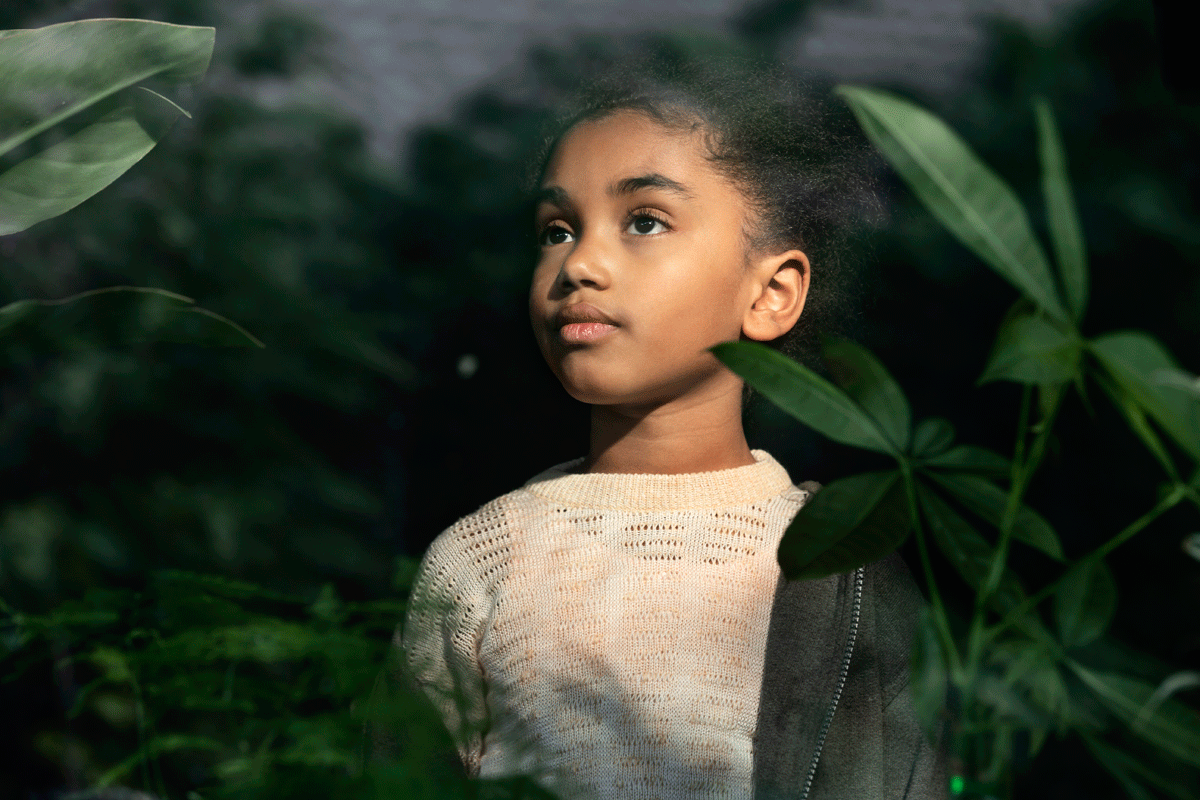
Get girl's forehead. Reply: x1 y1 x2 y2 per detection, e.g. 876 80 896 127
542 111 720 190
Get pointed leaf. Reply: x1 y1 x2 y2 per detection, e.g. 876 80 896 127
778 470 910 579
1069 661 1200 769
1093 369 1178 478
0 91 183 234
836 85 1067 323
1034 98 1088 324
926 471 1065 561
0 19 214 156
979 310 1081 386
1090 332 1200 462
1054 559 1117 648
1154 367 1200 399
917 483 1044 637
921 444 1010 477
0 286 264 349
822 336 911 451
712 341 895 454
911 417 955 458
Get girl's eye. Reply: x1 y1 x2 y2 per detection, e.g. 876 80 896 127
626 213 668 236
540 224 574 246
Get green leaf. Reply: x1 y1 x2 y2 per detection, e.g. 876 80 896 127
1090 332 1200 463
1054 559 1117 648
777 471 910 579
1093 369 1179 479
1069 661 1200 769
0 286 264 349
836 85 1068 323
0 18 214 156
911 417 955 458
1034 98 1088 325
921 444 1010 477
1184 533 1200 563
712 341 895 454
917 483 1047 641
1155 367 1200 399
979 310 1081 386
925 471 1065 561
822 336 911 451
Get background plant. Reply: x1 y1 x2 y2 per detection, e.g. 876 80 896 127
714 83 1200 799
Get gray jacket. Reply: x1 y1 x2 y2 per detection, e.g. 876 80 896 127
754 551 948 800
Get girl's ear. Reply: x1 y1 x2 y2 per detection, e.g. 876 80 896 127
742 249 810 342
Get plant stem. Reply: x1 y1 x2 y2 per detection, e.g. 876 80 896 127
901 462 963 679
966 383 1062 682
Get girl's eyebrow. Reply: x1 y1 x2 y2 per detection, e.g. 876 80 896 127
609 173 694 200
534 173 694 210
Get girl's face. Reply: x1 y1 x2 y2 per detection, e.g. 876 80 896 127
529 111 773 409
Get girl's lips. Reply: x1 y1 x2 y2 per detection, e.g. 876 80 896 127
559 321 618 344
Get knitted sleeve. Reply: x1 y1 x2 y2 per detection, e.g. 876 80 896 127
399 524 493 777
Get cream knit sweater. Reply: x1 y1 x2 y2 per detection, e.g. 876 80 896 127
399 450 813 799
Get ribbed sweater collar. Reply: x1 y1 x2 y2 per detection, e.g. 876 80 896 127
521 449 794 512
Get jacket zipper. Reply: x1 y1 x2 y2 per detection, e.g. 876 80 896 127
798 566 864 800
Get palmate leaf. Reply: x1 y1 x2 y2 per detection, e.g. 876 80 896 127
0 286 263 349
1090 332 1200 463
1034 98 1089 325
837 85 1068 324
0 18 215 234
712 341 895 454
778 470 910 580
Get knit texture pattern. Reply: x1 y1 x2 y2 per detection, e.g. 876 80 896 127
399 450 810 800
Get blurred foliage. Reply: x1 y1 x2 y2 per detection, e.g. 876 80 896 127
2 0 1199 798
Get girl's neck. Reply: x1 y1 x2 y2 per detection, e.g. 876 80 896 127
581 385 754 475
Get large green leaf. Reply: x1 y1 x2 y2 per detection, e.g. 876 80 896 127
1034 98 1089 325
822 336 911 451
0 18 214 155
712 341 895 454
925 471 1065 562
836 85 1068 324
777 470 910 579
979 309 1081 386
0 286 264 349
1090 332 1200 463
0 19 214 234
1054 559 1117 648
1069 661 1200 769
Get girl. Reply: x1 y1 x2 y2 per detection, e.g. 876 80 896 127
392 51 947 800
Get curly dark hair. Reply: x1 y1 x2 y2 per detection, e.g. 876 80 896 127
525 45 883 368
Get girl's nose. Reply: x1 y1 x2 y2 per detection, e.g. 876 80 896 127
557 234 611 292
